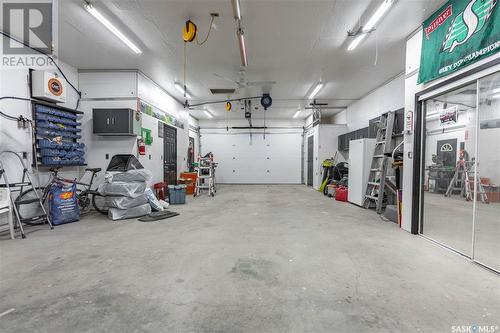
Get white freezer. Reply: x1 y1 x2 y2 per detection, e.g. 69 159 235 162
348 138 376 206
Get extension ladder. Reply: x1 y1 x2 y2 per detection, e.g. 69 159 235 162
0 152 53 238
364 111 397 214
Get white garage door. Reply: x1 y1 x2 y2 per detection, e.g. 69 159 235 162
201 132 302 184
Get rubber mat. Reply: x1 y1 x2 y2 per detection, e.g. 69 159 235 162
138 211 179 222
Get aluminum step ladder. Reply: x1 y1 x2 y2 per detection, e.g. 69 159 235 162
0 152 53 238
194 155 216 197
364 111 396 214
445 158 489 204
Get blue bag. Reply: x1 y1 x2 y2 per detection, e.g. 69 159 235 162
48 181 80 225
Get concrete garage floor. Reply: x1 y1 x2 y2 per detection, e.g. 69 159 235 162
0 185 499 333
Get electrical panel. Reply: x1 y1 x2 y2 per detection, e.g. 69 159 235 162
31 71 67 103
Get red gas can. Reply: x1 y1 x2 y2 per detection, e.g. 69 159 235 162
335 187 348 202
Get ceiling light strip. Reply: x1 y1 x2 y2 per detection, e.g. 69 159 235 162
347 35 366 51
308 82 324 100
347 0 395 51
84 4 142 54
365 0 394 30
232 0 242 20
237 28 248 67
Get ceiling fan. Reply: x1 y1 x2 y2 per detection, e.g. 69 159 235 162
213 69 276 92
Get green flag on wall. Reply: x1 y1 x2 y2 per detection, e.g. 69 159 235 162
418 0 500 84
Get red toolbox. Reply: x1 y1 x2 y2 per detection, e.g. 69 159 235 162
335 187 348 202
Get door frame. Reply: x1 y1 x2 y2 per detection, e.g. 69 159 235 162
411 57 500 273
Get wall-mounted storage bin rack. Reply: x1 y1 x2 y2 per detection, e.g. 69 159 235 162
32 100 86 167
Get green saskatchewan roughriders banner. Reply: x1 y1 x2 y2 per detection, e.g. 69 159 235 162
418 0 500 84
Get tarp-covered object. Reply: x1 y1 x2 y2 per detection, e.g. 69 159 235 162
108 203 152 221
106 154 144 172
104 169 152 183
98 182 147 198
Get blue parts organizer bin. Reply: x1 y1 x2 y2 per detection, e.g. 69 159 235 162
33 102 85 167
168 185 186 204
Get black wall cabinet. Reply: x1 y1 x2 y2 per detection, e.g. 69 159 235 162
338 127 369 151
93 108 142 136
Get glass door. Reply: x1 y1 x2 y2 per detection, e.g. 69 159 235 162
474 72 500 271
421 83 478 256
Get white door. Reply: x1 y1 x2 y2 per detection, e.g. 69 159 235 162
201 133 302 184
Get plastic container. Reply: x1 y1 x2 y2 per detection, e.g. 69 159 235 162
153 182 167 200
327 184 337 198
168 185 186 204
180 172 197 195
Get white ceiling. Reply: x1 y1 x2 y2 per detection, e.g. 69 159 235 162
58 0 446 120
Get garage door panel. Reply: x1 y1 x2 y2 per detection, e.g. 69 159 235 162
202 133 302 184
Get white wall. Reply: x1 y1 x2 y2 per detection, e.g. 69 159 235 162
303 125 347 190
78 71 193 186
188 115 200 160
333 74 405 131
0 62 82 185
402 29 500 232
137 73 192 176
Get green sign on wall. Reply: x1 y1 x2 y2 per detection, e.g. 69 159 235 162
418 0 500 84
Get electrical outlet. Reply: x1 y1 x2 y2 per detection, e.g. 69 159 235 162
22 152 28 159
105 154 109 159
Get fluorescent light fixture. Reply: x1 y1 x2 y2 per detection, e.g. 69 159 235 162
347 0 395 51
491 93 500 100
174 82 192 98
232 0 242 20
84 4 142 54
308 82 324 100
203 110 214 118
365 0 395 30
347 35 366 51
293 110 302 119
237 28 248 67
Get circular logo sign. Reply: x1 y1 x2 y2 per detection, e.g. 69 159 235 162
47 78 63 96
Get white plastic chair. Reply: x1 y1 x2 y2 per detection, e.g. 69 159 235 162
0 188 14 239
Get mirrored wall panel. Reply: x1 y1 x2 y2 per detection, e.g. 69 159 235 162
422 83 477 256
474 72 500 272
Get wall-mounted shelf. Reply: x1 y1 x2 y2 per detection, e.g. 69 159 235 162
32 101 86 167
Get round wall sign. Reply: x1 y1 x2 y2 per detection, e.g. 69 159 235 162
47 78 63 96
261 94 272 110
